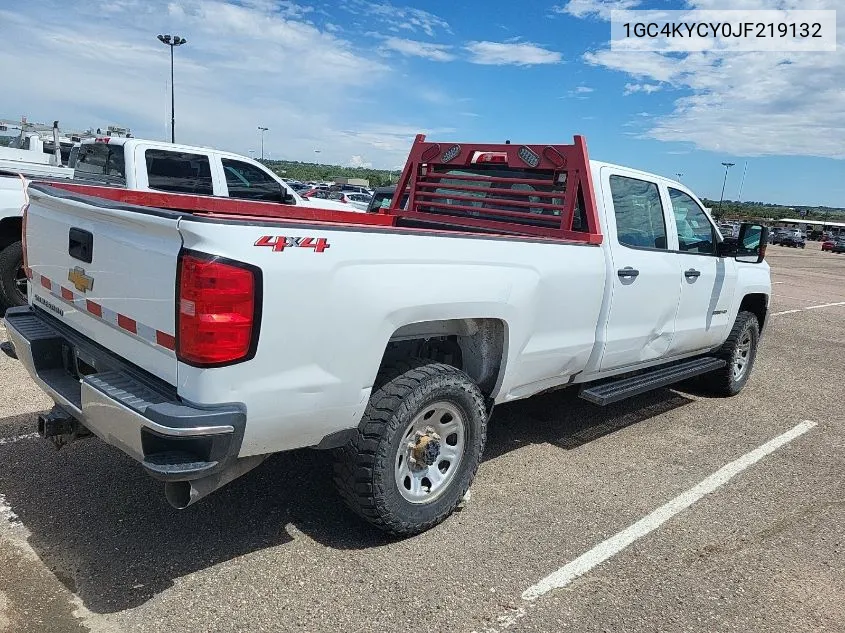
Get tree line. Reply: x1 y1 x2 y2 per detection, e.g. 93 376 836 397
263 159 399 187
701 199 844 222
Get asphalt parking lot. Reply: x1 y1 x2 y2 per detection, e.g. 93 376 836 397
1 242 843 633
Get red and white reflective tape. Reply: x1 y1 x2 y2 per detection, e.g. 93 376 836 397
37 275 176 354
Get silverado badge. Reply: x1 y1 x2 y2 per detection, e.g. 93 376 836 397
68 267 94 293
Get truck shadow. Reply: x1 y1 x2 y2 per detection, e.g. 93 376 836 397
0 387 692 614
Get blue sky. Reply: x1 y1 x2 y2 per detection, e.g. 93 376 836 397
1 0 843 206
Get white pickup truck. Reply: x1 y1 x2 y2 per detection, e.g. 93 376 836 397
4 135 771 535
0 136 356 310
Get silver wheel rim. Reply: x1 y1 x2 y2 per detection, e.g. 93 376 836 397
732 331 753 380
14 265 27 297
395 401 465 504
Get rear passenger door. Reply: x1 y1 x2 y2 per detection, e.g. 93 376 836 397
599 168 681 371
665 187 737 355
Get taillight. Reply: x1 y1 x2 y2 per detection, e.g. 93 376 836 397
177 252 260 366
21 203 30 279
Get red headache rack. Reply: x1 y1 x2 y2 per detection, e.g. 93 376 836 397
386 134 603 244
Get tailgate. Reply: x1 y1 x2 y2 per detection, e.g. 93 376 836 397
25 184 182 385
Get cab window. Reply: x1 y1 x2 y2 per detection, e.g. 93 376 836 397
669 188 716 254
145 149 213 195
609 175 667 250
74 143 126 185
221 159 286 202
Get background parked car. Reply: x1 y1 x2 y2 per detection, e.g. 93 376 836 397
822 238 835 252
339 184 373 196
769 229 788 244
832 238 845 254
779 231 806 248
301 187 331 199
327 190 371 211
366 185 410 212
344 192 374 211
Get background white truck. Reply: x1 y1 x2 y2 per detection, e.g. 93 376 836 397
0 136 358 310
4 134 771 535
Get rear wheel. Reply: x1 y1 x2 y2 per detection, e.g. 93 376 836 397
0 241 26 312
698 311 760 397
333 360 487 536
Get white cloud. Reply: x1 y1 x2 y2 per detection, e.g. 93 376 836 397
553 0 642 20
576 0 845 159
623 83 662 95
561 85 594 99
341 1 450 37
0 1 456 168
381 37 455 61
336 124 457 153
348 155 372 168
465 41 562 66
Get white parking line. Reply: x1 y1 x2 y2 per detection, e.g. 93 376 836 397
0 493 18 522
772 301 845 316
804 301 845 310
521 421 816 601
0 433 38 446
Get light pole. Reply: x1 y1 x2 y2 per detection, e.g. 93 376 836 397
676 172 683 182
257 126 268 161
157 34 187 143
717 162 735 218
737 161 749 202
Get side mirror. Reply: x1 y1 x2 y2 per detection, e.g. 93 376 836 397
733 223 768 263
279 186 295 205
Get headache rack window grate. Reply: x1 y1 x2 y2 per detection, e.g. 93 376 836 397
386 135 603 244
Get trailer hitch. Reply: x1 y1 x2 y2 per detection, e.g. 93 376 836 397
37 406 91 450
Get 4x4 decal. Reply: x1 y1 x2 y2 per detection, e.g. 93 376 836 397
254 236 331 253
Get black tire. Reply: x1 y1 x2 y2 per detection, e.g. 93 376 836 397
698 311 760 397
333 359 487 536
0 241 26 312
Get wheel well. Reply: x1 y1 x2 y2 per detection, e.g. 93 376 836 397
0 217 22 252
740 293 768 331
381 318 506 398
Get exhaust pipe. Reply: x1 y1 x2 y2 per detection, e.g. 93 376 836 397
164 455 267 509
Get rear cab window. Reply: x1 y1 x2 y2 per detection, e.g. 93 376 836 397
145 149 213 195
73 142 126 186
608 174 668 250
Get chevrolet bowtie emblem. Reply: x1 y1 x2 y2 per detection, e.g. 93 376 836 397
68 267 94 293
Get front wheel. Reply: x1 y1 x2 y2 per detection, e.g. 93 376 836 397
699 311 760 397
0 241 26 312
333 360 487 536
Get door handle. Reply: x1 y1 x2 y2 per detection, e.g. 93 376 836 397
684 268 701 279
617 267 640 279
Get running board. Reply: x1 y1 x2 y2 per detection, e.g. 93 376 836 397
579 357 727 406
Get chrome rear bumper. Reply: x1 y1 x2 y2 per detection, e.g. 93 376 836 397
4 306 246 481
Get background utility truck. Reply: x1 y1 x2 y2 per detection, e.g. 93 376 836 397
4 135 770 535
0 136 359 311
